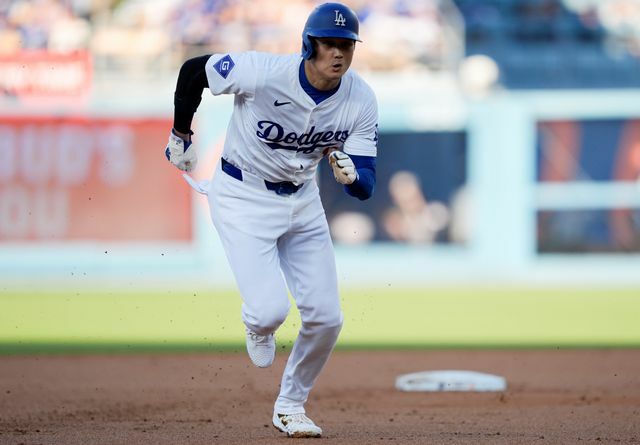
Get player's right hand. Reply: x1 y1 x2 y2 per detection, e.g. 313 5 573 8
165 129 198 172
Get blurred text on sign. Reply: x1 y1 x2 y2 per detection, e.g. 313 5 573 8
0 116 191 242
0 51 92 97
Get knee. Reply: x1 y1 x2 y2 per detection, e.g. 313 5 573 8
244 301 290 335
322 310 344 330
302 307 343 332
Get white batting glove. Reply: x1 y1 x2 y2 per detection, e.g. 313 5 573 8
329 151 358 185
165 129 197 172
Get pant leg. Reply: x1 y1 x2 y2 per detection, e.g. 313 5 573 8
273 189 343 414
207 168 291 335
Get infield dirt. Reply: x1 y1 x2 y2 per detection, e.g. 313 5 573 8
1 349 639 444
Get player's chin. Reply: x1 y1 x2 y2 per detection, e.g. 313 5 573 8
327 66 346 78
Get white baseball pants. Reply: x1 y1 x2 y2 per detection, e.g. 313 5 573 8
204 162 343 415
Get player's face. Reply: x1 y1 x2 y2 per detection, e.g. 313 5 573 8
309 37 355 87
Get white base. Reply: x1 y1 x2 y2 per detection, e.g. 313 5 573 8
395 370 507 392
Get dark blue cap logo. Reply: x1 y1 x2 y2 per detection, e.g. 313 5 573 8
214 55 235 79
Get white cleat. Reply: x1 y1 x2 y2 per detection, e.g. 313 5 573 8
273 412 323 438
245 328 275 368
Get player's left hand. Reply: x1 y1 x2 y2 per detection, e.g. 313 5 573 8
328 151 357 185
165 129 198 172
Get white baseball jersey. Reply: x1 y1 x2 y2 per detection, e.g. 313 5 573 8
190 49 378 417
204 52 378 185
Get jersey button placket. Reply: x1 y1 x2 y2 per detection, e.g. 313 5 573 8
293 111 314 184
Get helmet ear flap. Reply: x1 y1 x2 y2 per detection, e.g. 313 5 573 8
302 34 314 60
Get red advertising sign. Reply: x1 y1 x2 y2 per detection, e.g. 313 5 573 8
0 51 92 97
0 117 192 241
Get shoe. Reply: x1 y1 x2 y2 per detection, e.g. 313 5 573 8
272 412 322 438
245 328 275 368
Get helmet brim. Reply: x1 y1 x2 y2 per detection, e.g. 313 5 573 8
306 29 362 43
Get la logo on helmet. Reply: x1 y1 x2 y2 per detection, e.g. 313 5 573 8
334 10 346 26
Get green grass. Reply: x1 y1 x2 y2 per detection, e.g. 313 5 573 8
1 287 639 354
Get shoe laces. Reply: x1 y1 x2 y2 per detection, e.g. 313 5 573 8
247 330 272 345
281 413 313 425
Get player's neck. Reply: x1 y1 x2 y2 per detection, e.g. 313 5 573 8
303 61 341 91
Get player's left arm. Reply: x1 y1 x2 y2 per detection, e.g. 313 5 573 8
345 154 376 200
339 91 379 201
329 151 376 200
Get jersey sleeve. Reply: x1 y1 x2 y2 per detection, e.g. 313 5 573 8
205 52 258 97
343 89 378 157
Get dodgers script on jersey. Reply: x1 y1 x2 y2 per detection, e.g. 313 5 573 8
204 51 378 185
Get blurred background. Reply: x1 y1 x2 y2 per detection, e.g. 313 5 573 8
1 0 639 351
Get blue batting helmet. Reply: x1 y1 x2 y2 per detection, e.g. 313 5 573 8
301 3 362 60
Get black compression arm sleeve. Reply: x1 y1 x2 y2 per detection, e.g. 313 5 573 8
173 55 211 134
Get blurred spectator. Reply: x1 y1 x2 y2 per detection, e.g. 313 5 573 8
168 0 228 56
0 0 459 77
353 0 449 71
382 171 450 244
167 0 456 72
3 0 640 84
49 11 91 51
562 0 640 58
91 0 177 74
457 0 640 89
0 18 21 54
2 0 91 51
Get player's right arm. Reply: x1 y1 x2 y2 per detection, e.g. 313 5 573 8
174 55 211 137
166 52 259 171
166 54 211 171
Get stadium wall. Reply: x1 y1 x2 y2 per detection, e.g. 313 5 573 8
1 86 640 290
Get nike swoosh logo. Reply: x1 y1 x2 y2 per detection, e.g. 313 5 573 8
274 100 292 107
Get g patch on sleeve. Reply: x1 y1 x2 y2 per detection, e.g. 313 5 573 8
213 55 235 79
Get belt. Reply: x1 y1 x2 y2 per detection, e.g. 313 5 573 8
220 158 303 196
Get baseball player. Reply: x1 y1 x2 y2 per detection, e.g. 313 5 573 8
165 2 378 438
